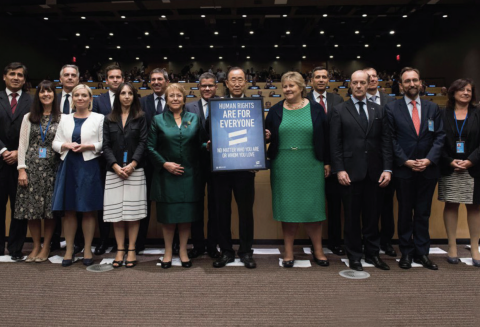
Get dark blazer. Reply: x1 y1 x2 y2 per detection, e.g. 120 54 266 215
330 98 392 182
385 98 445 179
0 91 32 170
266 99 330 164
185 99 207 130
102 114 148 172
379 92 395 107
440 107 480 177
92 91 112 116
306 90 344 122
140 93 169 130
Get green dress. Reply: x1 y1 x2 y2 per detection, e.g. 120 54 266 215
270 103 326 222
147 109 204 224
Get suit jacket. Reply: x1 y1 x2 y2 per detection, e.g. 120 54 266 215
440 107 480 177
306 90 344 122
140 93 169 131
185 99 207 130
92 91 112 116
266 99 330 164
52 112 104 161
379 92 395 107
385 98 445 179
330 98 393 182
0 90 32 170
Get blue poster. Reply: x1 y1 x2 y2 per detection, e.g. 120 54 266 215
209 98 267 172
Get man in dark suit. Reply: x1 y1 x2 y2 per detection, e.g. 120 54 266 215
138 68 169 254
364 67 397 257
330 70 393 271
307 66 345 256
185 72 220 259
385 67 445 270
0 62 32 260
91 64 124 255
211 67 257 269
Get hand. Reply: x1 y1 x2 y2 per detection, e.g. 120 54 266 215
404 160 416 170
3 150 18 165
164 162 184 176
412 158 431 172
62 142 79 151
206 140 211 152
18 169 28 187
265 129 271 141
113 164 129 180
457 159 473 170
72 144 92 153
337 171 351 186
324 165 331 178
121 163 136 176
378 171 391 188
450 159 466 171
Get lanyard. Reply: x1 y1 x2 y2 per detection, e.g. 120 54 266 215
39 115 52 144
454 111 468 141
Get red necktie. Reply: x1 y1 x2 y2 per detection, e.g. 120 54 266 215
318 95 326 113
411 100 420 135
11 93 18 114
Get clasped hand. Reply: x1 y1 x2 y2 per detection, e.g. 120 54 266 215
2 150 18 165
450 159 473 171
113 163 135 180
164 162 184 176
405 159 431 172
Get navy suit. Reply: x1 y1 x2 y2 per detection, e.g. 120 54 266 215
0 90 32 255
385 97 445 256
307 91 345 249
185 98 219 252
92 91 112 116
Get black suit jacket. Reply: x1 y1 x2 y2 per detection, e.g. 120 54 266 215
140 93 169 131
306 90 344 122
385 98 445 179
379 92 395 107
0 90 32 170
440 107 480 177
330 98 392 182
266 99 330 164
92 91 112 116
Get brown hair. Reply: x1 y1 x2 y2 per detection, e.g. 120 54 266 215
399 67 421 82
29 80 60 124
105 64 124 78
446 78 477 108
109 83 143 122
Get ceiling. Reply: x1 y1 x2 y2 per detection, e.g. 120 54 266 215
0 0 477 65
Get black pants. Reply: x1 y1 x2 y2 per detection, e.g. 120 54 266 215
212 171 255 257
380 182 396 246
342 177 382 260
395 175 437 256
326 175 343 248
96 158 110 244
0 164 27 255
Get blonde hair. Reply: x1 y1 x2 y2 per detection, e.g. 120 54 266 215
165 83 187 105
71 84 93 111
281 71 307 98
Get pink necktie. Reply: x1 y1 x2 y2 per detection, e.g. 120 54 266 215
11 93 18 114
318 96 326 113
411 101 420 135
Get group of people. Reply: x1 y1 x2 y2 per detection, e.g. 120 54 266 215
1 61 479 271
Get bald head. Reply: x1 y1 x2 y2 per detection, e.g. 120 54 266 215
350 70 370 100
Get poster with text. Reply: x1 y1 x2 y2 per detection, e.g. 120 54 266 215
209 98 267 172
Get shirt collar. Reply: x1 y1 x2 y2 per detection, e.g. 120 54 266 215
201 98 208 107
352 96 367 105
62 90 71 97
404 95 420 106
229 94 245 98
367 90 380 99
154 93 165 101
6 88 22 97
313 89 327 99
108 90 115 98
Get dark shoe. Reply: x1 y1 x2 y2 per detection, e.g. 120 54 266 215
83 258 94 266
62 253 76 267
160 260 172 269
240 254 257 269
447 256 460 264
188 247 205 259
282 259 294 268
73 245 84 255
329 245 345 256
213 254 235 268
414 255 438 270
207 247 222 259
473 258 480 267
94 241 108 255
312 253 329 267
181 260 192 268
125 249 137 268
365 255 390 270
10 253 23 262
381 243 397 257
399 255 412 269
349 259 363 271
112 249 125 268
172 243 180 255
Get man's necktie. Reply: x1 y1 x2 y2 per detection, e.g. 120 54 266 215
358 101 368 131
369 96 377 104
411 100 420 135
11 93 18 114
156 97 163 114
63 94 70 114
205 103 209 119
318 95 326 113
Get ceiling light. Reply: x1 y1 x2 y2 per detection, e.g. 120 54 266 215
146 45 151 48
117 46 121 49
161 15 166 18
179 45 183 48
201 15 205 18
403 15 408 18
357 56 361 59
302 56 306 59
365 44 369 47
250 31 254 34
362 14 367 17
81 16 86 19
214 31 219 35
286 31 290 34
136 57 140 60
163 57 168 60
109 33 114 36
302 44 307 47
191 57 195 60
242 15 247 18
389 30 395 34
241 45 245 48
219 56 223 59
397 44 401 47
334 44 338 47
210 45 214 48
109 57 113 60
180 32 184 35
329 55 334 59
283 14 287 17
323 14 328 17
274 44 278 47
44 17 48 20
355 31 360 34
443 15 448 18
276 56 280 59
85 45 89 49
121 16 126 19
246 56 250 59
145 32 149 35
320 31 325 34
76 33 80 36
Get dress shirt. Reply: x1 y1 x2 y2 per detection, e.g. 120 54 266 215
201 98 208 117
6 88 23 105
367 91 381 105
352 96 369 120
313 89 328 111
404 95 421 121
60 90 72 114
109 90 115 108
154 93 165 112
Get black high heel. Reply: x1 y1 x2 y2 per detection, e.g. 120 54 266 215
282 259 295 268
125 249 137 268
181 260 192 268
161 260 172 269
62 252 76 267
112 249 125 268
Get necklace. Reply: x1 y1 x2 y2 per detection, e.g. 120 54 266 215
285 98 305 110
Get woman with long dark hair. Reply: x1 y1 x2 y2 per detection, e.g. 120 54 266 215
103 83 148 268
14 80 61 262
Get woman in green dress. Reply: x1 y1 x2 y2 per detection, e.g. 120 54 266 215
265 72 330 268
147 83 205 269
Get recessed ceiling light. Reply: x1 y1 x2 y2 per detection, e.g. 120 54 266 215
121 16 126 19
191 57 195 60
201 15 205 18
214 31 219 35
246 56 250 59
242 15 247 18
85 45 89 49
362 14 367 17
146 45 151 48
276 56 280 59
329 55 334 59
283 14 287 17
320 31 325 34
443 14 448 18
365 44 369 47
109 33 114 36
357 56 361 59
44 17 48 20
286 31 290 34
136 57 140 60
302 44 307 47
250 31 254 34
161 15 166 18
180 32 184 35
334 44 338 47
145 32 149 35
274 45 278 47
323 14 328 17
117 46 121 49
390 30 395 34
81 16 86 19
210 45 214 48
355 31 360 34
241 45 245 48
109 57 113 60
163 57 168 60
402 15 408 18
219 56 223 59
179 45 183 48
76 33 80 36
397 44 401 47
302 56 306 59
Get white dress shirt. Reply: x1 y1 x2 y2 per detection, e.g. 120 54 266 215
404 95 421 121
154 93 165 112
201 98 209 118
352 96 369 120
313 90 328 111
60 90 73 114
367 91 381 105
108 90 115 108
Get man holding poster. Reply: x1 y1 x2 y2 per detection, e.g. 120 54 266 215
210 67 262 269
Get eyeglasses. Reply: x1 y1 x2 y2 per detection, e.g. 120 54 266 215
200 84 216 89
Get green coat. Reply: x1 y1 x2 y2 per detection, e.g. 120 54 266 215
147 109 205 203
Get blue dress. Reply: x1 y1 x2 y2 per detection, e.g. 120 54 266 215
52 117 103 212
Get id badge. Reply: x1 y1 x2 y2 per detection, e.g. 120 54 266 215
39 148 47 158
123 151 128 166
428 119 434 132
456 141 465 154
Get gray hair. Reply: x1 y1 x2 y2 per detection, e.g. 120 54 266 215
59 64 79 78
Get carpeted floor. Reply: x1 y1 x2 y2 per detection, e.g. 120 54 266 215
0 244 479 327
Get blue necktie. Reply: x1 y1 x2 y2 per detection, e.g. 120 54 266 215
156 97 163 114
63 94 70 114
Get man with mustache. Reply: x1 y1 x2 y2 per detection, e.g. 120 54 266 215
306 67 345 256
385 67 445 270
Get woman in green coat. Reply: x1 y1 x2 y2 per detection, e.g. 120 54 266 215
147 83 205 269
